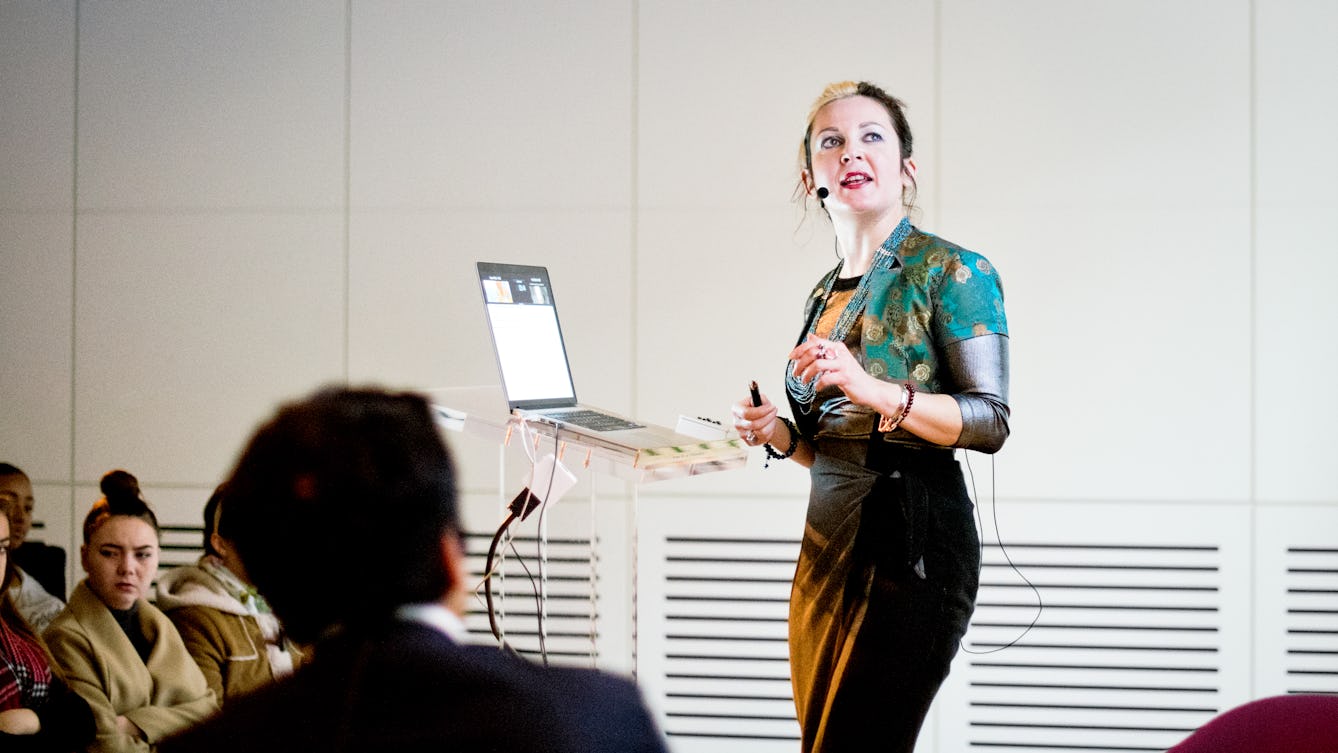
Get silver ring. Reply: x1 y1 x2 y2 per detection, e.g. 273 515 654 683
745 431 757 443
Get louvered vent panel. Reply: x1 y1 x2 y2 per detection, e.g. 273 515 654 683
637 495 1261 752
154 525 205 597
1285 546 1338 694
159 524 205 568
656 535 802 747
960 542 1224 752
463 531 600 666
1255 506 1338 698
935 502 1254 753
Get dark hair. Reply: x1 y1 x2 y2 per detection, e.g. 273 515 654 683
797 80 918 215
0 462 28 522
82 470 160 544
222 386 460 643
202 483 227 557
1 523 50 660
0 468 36 637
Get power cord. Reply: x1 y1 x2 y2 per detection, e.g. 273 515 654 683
959 451 1042 655
481 418 562 663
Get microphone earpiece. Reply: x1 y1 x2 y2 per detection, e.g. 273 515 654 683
816 187 830 200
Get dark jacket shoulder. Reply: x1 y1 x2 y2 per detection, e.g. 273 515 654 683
163 620 666 753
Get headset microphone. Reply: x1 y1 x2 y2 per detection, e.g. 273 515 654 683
816 187 830 200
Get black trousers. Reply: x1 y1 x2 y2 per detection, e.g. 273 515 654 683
789 440 980 753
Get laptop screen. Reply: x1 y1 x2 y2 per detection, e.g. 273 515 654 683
477 262 578 410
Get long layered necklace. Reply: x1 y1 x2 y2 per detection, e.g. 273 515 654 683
786 216 912 410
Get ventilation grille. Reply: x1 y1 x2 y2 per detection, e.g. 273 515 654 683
960 542 1225 752
655 535 801 745
155 525 205 599
1286 547 1338 695
159 524 205 568
463 530 600 666
151 523 603 666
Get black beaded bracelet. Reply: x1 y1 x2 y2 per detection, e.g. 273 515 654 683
763 417 800 468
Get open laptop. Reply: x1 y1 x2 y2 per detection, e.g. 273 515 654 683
476 262 711 452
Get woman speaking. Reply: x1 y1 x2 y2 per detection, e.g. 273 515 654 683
733 80 1011 753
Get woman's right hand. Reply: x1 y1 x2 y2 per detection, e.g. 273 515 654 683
732 390 779 447
0 708 41 735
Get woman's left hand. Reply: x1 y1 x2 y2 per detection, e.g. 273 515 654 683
789 334 887 409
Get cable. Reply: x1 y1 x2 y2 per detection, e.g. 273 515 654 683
480 416 541 652
480 417 564 664
508 532 546 664
959 451 1043 655
531 425 562 665
484 508 520 650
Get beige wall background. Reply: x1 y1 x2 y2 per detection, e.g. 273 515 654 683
2 0 1336 748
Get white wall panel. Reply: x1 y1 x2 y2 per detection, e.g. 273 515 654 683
348 1 634 211
633 206 826 495
73 214 346 485
940 2 1253 504
346 209 634 410
940 0 1249 212
76 1 347 211
0 214 74 478
348 2 639 500
0 1 76 482
1253 1 1338 503
948 207 1253 503
638 0 936 211
0 0 74 212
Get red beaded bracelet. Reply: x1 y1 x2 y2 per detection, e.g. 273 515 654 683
878 382 915 433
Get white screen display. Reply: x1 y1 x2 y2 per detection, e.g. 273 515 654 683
485 296 576 403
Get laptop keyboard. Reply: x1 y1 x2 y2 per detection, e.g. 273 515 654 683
550 409 644 432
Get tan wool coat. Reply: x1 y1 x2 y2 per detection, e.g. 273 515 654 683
156 562 303 706
43 581 218 753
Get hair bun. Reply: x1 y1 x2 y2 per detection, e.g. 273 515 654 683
100 469 141 501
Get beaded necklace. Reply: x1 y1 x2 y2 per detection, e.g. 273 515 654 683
786 216 912 410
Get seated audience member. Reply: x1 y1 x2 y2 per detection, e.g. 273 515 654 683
1167 693 1338 753
44 470 217 752
162 387 667 753
157 484 302 705
1 506 96 752
0 465 65 633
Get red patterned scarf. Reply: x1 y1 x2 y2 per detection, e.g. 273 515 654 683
0 616 52 710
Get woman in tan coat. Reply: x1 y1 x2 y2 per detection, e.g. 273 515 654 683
43 471 216 752
157 484 300 705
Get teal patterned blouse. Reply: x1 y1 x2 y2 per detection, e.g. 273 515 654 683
802 225 1008 394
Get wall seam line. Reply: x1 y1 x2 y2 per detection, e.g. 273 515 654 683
1247 0 1259 700
68 0 82 553
342 0 353 382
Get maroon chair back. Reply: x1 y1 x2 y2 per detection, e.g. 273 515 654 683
1167 694 1338 753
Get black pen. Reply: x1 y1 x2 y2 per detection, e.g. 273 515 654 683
749 380 762 407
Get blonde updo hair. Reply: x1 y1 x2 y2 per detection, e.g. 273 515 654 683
796 80 918 215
